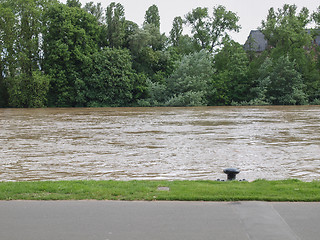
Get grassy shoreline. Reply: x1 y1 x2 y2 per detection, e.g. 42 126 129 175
0 179 319 201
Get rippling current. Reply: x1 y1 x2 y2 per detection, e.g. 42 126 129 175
1 106 320 182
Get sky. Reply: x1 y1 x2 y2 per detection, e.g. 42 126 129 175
61 0 319 44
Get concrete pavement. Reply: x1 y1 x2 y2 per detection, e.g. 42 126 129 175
0 201 319 240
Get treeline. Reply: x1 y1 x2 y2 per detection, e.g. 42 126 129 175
0 0 320 108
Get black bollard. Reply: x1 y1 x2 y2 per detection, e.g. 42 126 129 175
223 168 240 181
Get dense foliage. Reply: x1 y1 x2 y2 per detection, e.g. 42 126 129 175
0 1 319 107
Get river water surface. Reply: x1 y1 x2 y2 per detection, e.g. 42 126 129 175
1 106 320 182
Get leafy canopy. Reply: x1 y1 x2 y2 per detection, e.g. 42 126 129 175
185 5 240 52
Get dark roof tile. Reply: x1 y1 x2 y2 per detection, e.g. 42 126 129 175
243 29 320 52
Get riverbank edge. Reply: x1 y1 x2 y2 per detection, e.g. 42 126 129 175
0 179 319 201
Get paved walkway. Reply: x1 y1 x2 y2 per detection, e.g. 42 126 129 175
0 201 319 240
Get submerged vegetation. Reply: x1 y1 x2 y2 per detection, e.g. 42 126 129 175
0 180 320 201
0 0 320 108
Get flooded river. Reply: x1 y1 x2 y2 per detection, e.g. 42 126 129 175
1 106 320 182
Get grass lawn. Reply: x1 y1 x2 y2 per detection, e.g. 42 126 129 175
0 179 319 201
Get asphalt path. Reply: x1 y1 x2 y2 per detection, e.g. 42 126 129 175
0 201 319 240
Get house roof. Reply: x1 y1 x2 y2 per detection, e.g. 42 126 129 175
243 30 268 52
243 29 320 52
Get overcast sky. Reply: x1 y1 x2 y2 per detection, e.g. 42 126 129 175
61 0 319 44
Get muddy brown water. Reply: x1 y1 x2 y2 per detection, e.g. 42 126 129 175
1 106 320 182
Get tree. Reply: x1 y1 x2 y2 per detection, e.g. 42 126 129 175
66 0 81 8
83 1 104 24
310 6 320 102
185 5 240 52
123 20 139 49
210 40 250 105
252 56 307 105
84 47 147 107
15 0 43 77
105 2 126 48
0 2 15 106
143 23 166 51
168 34 199 56
165 50 214 106
260 4 320 103
128 5 168 80
7 70 50 107
142 4 165 51
129 32 172 80
144 4 160 29
260 4 312 56
313 6 320 26
43 2 100 106
185 7 209 51
0 0 52 107
209 5 241 51
170 16 183 47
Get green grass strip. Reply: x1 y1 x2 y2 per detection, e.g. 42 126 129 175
0 179 319 201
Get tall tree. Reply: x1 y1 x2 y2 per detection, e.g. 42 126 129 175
313 6 320 26
16 0 43 77
129 4 168 80
0 0 52 107
210 40 250 105
105 2 126 48
260 4 312 55
0 2 15 106
142 4 165 51
144 4 160 29
43 2 100 106
185 5 240 52
170 16 183 47
312 6 320 100
83 1 104 24
185 7 209 51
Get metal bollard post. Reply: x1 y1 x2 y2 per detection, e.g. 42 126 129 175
223 168 240 181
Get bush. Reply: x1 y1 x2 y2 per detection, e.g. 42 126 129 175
252 56 308 105
165 91 207 107
7 71 50 108
165 50 213 106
